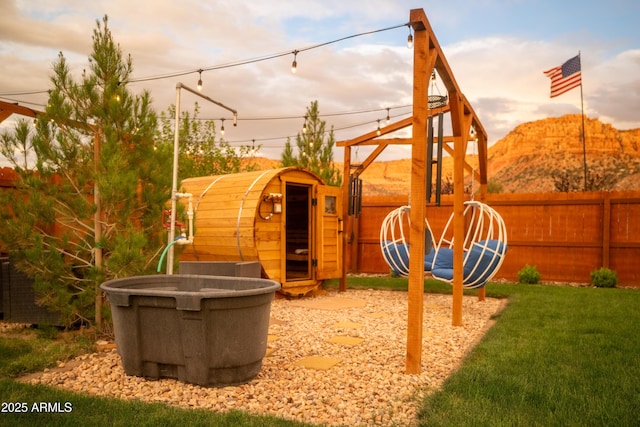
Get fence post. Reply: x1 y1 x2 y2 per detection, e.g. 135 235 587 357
602 193 611 268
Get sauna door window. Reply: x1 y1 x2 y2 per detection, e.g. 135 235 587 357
285 183 311 280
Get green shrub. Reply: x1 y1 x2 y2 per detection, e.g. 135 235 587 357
518 264 541 284
591 267 618 288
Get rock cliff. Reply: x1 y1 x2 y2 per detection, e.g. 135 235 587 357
247 114 640 195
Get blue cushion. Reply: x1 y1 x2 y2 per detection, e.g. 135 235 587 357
424 249 435 271
463 240 507 285
382 242 436 274
382 242 410 275
432 242 508 286
431 247 454 280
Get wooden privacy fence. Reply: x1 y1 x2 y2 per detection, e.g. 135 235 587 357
349 191 640 287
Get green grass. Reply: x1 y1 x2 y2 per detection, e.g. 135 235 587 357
0 326 94 378
0 378 313 427
418 283 640 426
1 278 639 426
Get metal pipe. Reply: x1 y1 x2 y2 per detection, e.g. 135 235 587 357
165 83 238 274
167 85 182 274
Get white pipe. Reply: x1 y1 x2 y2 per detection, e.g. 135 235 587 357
174 192 194 245
165 83 237 274
167 85 182 275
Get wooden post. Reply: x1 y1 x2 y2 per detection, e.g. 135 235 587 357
339 146 351 292
448 92 471 327
602 193 611 268
406 10 431 374
93 130 103 331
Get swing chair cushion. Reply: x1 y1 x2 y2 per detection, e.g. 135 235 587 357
382 242 436 275
431 248 454 280
431 240 507 284
464 240 507 284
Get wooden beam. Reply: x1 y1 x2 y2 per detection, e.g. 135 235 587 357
337 117 412 147
406 8 437 375
339 137 410 147
0 100 40 124
339 145 352 292
448 90 474 327
358 142 390 172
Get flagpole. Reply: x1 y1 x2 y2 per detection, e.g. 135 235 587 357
579 51 587 191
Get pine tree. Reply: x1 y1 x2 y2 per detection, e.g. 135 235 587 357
281 100 342 186
0 16 171 330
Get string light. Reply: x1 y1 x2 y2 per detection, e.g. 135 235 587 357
376 119 381 136
220 118 225 136
197 69 203 91
302 114 308 133
291 50 298 74
407 25 413 49
386 108 390 124
2 22 410 100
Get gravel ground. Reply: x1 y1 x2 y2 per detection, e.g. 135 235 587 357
23 290 503 426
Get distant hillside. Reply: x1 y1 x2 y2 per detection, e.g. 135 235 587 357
488 114 640 193
249 114 640 195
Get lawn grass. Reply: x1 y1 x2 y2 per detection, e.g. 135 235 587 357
0 326 94 378
1 278 639 426
0 378 313 427
417 283 640 426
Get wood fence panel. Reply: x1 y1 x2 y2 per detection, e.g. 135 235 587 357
354 191 640 287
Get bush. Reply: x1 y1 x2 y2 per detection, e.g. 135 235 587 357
591 267 618 288
518 264 541 284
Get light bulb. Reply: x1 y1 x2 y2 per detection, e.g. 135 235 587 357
407 26 413 49
221 119 225 136
386 108 390 125
302 115 307 133
233 113 237 127
291 51 298 74
197 70 203 91
376 119 381 136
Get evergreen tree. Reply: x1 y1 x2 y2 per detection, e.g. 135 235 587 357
0 16 171 330
281 100 342 186
156 103 258 178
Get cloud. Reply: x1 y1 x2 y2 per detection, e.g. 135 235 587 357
1 0 638 167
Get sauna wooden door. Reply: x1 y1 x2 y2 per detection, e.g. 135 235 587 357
314 185 343 280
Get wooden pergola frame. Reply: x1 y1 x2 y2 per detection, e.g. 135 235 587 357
0 100 39 122
337 8 489 374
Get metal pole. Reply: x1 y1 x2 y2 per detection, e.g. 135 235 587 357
166 83 238 275
167 85 182 275
579 52 587 191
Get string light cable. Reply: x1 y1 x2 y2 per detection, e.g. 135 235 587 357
0 21 409 98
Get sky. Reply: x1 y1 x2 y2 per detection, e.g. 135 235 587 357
1 0 639 164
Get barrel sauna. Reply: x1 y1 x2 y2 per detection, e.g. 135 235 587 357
178 167 343 296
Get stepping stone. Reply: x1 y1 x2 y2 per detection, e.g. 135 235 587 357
367 312 393 319
334 321 364 329
295 356 341 370
327 335 365 346
289 297 366 310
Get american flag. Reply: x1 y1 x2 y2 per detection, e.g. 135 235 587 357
544 54 582 98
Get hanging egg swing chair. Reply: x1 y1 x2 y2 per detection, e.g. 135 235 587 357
380 201 508 288
379 206 436 277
